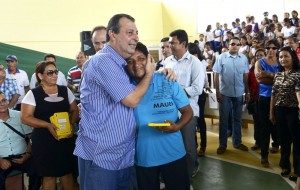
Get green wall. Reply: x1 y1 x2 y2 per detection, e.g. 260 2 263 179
0 42 75 78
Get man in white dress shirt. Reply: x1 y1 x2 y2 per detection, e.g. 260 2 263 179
164 29 205 189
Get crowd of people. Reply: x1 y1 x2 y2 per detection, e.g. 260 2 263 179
1 10 300 190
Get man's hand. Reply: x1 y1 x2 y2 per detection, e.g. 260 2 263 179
216 91 222 103
11 154 30 165
0 158 11 170
244 93 251 104
161 68 177 82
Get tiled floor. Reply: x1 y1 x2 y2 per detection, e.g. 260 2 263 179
16 118 296 190
191 118 295 190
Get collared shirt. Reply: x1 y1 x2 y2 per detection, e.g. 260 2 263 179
165 51 205 117
7 68 20 74
0 78 20 102
74 45 136 170
67 65 82 101
213 52 249 97
0 109 32 157
272 70 300 107
6 68 29 104
29 72 67 89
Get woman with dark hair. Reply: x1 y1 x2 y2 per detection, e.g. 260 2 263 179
205 25 214 51
21 61 79 190
128 42 192 190
270 47 300 181
254 39 280 167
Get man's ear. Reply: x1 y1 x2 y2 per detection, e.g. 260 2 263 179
108 30 115 40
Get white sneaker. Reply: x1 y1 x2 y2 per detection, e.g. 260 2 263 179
160 182 165 190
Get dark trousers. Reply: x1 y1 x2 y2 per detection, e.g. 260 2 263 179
0 157 41 190
275 106 300 174
135 156 190 190
258 96 279 158
251 100 261 145
197 91 207 148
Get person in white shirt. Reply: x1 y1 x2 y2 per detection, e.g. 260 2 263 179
205 25 214 51
156 37 173 71
213 22 223 53
164 30 205 189
5 55 29 111
29 54 67 89
198 34 205 53
231 21 241 38
281 18 297 39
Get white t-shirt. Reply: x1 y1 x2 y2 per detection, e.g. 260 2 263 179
213 29 222 42
239 45 249 54
205 31 214 42
281 26 296 38
29 71 67 89
22 88 75 106
198 41 205 52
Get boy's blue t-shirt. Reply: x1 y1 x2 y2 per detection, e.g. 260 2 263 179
134 73 190 167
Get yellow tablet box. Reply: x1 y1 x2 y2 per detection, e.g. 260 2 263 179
50 112 71 140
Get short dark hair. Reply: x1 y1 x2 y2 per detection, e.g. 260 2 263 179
205 42 210 46
135 42 148 57
283 18 290 23
169 29 188 48
43 53 56 62
254 48 266 57
231 37 240 41
91 26 106 37
265 39 280 49
106 14 135 42
160 37 169 43
278 47 299 71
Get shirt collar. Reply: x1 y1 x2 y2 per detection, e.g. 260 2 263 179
225 51 242 58
0 109 16 122
7 68 20 74
103 44 127 66
171 51 190 62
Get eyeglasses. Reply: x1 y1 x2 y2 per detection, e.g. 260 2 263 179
229 43 241 46
266 47 278 50
44 69 59 76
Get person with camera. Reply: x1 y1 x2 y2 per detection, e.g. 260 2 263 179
0 92 40 190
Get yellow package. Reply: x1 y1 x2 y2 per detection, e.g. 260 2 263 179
50 112 71 140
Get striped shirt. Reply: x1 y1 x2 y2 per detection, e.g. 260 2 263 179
67 65 82 101
74 45 136 170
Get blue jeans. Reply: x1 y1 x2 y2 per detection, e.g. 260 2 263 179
78 157 131 190
219 95 243 147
